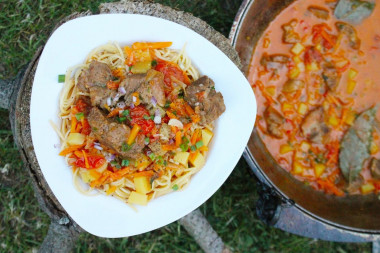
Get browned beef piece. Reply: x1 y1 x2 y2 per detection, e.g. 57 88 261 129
89 86 116 108
87 107 144 159
260 53 290 70
184 76 225 125
370 158 380 180
336 22 361 49
301 107 330 143
124 70 165 107
322 63 341 91
307 6 329 20
263 107 284 139
282 19 300 44
77 61 113 92
119 73 147 97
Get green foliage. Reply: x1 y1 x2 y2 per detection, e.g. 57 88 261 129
0 0 372 252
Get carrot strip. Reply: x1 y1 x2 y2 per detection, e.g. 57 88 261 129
183 123 192 134
109 167 132 181
130 170 155 178
166 111 177 119
191 114 200 124
107 108 122 118
132 42 172 50
106 185 117 195
199 146 208 152
184 103 195 115
59 144 85 156
82 150 90 169
90 171 112 188
175 131 182 147
74 150 83 158
71 116 77 133
128 124 141 145
107 80 119 90
162 144 178 151
190 129 200 145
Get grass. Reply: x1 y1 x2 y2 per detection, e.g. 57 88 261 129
0 0 372 252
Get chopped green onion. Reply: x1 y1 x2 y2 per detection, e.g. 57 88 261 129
155 156 164 165
122 142 133 152
164 101 171 108
151 60 158 67
178 90 184 99
143 115 152 120
182 137 189 144
211 86 215 90
180 143 188 152
121 160 130 167
58 74 65 83
145 137 150 144
148 153 156 160
92 127 98 131
163 160 168 166
195 140 204 149
122 110 130 116
172 184 179 191
75 112 84 121
117 117 126 123
110 161 121 169
190 145 196 152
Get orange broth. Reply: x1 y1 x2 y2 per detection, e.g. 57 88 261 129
248 0 380 195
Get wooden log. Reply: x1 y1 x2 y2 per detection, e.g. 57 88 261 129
3 1 241 252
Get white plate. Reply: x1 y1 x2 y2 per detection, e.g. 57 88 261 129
31 14 257 238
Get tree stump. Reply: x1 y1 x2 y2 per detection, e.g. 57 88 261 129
1 1 241 252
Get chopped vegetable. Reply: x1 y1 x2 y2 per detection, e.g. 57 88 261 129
128 191 148 205
67 133 85 146
58 74 65 83
134 176 152 194
128 124 141 145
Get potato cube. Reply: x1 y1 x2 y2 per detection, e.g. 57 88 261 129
306 62 319 71
292 162 304 175
265 86 276 96
128 191 148 205
67 133 85 145
291 43 305 55
348 68 358 79
135 154 150 171
189 152 205 169
280 144 294 154
344 111 357 125
289 67 300 79
282 102 294 113
347 80 356 94
314 164 326 178
370 142 379 155
201 129 214 147
174 152 190 167
297 103 308 115
361 183 375 194
79 168 100 183
134 176 152 194
131 61 152 74
328 114 339 127
300 141 311 152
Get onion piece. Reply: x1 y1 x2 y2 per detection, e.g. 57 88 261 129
168 119 183 129
151 96 157 107
106 154 116 162
118 86 126 95
94 145 103 150
154 109 161 124
130 102 135 109
107 97 112 106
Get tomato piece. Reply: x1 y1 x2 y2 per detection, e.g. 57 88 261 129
304 47 323 64
81 118 91 135
130 105 155 135
75 155 105 169
161 115 170 124
155 60 190 95
107 80 119 90
74 98 90 114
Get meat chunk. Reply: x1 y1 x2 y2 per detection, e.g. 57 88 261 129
336 22 361 49
322 62 341 91
77 61 113 92
282 79 305 93
264 107 285 139
301 107 330 143
282 19 301 44
184 76 225 125
138 69 166 107
148 141 167 156
119 73 147 98
370 158 380 180
307 6 329 20
87 107 144 159
89 86 116 108
260 53 290 70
